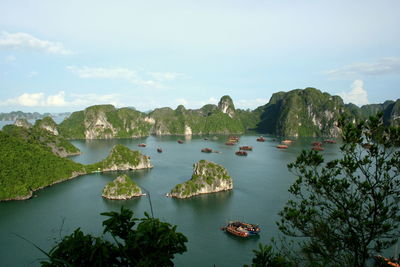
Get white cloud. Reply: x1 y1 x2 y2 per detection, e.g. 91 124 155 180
67 66 165 89
236 98 269 109
28 71 38 78
4 55 16 62
0 91 125 108
0 31 72 55
326 57 400 79
148 72 185 81
67 66 137 80
340 80 369 106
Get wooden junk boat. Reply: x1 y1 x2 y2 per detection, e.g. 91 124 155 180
239 146 253 151
222 221 261 238
324 139 336 144
235 150 247 156
256 136 266 142
201 148 213 153
312 141 322 146
225 141 236 146
281 139 293 144
157 148 163 153
138 143 146 147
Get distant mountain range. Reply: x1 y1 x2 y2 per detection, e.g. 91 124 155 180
0 111 71 121
2 88 399 138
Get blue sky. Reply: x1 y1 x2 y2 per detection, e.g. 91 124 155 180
0 0 399 112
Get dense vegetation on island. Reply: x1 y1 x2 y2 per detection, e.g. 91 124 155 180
169 160 233 198
86 144 152 173
2 121 80 157
102 174 143 199
0 130 151 201
0 131 85 200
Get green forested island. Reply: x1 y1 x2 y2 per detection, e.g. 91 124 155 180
168 160 233 198
52 89 400 139
102 174 144 200
0 130 151 201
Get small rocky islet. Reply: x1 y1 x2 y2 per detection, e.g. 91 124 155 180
102 174 144 200
167 160 233 199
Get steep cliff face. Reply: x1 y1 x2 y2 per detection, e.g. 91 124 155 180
87 144 152 172
102 174 144 200
35 116 59 135
257 88 344 137
58 105 152 139
14 118 32 128
148 96 244 135
168 160 233 198
383 99 400 126
218 95 235 118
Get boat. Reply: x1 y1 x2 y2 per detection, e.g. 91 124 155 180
221 221 261 238
312 146 324 151
177 140 184 144
138 143 146 147
312 141 322 146
225 142 235 146
256 136 266 142
235 150 247 156
239 146 253 151
324 139 336 144
228 136 240 142
277 144 288 149
281 139 293 144
201 148 213 153
157 148 162 153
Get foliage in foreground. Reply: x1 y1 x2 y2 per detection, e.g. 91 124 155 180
249 114 400 266
41 207 188 267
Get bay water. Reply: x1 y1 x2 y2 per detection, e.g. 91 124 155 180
0 135 341 266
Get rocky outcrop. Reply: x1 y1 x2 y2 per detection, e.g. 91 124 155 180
35 116 59 135
218 95 236 118
102 174 144 200
383 99 400 126
256 88 344 137
168 160 233 198
14 118 32 128
88 144 152 172
58 105 152 139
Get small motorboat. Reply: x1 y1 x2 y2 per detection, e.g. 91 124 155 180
256 136 266 142
312 141 322 146
281 140 293 144
138 143 146 147
235 151 247 156
312 146 324 151
277 144 288 149
201 148 213 153
157 148 162 153
324 139 336 144
239 146 253 151
177 140 184 144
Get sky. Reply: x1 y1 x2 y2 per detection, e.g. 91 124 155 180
0 0 399 113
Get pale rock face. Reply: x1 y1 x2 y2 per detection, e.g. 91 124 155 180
218 96 235 118
42 125 59 135
84 113 117 139
184 125 192 135
145 117 155 124
14 119 32 128
169 160 233 198
101 156 153 172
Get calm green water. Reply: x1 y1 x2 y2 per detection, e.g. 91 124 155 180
0 135 341 266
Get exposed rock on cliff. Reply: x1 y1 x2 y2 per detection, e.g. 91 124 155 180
58 105 152 139
14 118 32 128
102 174 144 200
218 95 235 118
168 160 233 198
383 99 400 126
35 116 59 135
87 144 152 172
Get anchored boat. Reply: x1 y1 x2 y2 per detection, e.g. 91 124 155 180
221 221 261 238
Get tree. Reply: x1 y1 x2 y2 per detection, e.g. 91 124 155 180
41 207 188 266
276 114 400 266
